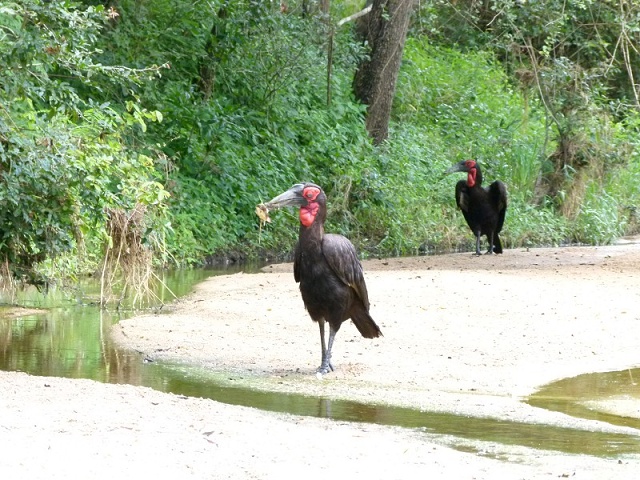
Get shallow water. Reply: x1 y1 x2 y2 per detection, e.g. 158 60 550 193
528 368 640 430
1 269 640 458
140 361 640 456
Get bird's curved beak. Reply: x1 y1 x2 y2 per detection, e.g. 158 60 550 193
445 162 466 174
264 183 307 210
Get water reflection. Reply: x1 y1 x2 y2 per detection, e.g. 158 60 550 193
1 269 640 458
121 361 640 456
0 268 220 383
528 368 640 430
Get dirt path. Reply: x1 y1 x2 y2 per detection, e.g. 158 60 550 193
2 243 640 479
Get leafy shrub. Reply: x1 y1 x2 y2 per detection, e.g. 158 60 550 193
396 39 550 195
503 202 570 248
0 1 168 283
5 0 640 284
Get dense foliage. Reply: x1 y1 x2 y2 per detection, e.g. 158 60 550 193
0 0 168 285
1 0 639 286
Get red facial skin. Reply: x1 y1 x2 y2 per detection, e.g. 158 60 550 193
465 160 477 188
299 186 321 227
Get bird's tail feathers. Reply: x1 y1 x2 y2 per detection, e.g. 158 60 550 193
351 311 382 339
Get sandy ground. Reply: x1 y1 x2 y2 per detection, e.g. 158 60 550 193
2 242 640 479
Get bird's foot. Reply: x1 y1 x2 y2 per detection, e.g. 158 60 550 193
316 361 334 376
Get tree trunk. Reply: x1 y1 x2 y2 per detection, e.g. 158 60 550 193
198 7 229 101
353 0 415 144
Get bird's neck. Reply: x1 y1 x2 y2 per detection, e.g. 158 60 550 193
299 221 324 253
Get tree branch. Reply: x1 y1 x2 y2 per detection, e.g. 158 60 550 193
337 5 372 27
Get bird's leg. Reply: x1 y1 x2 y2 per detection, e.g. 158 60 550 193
318 319 327 369
474 231 482 256
324 325 337 373
317 320 336 375
486 232 494 254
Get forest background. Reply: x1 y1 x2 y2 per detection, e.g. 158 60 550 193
1 0 639 290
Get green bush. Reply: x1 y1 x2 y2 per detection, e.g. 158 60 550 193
0 1 168 283
572 187 625 245
4 0 640 285
396 39 550 195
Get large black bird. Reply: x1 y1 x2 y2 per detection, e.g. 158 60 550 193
263 182 382 375
445 159 508 255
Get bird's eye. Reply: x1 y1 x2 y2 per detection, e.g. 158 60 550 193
303 186 320 201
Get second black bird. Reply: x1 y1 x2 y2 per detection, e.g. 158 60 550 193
446 159 508 255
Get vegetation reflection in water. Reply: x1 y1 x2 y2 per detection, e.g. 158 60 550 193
1 269 640 458
528 368 640 431
141 362 640 457
0 268 223 382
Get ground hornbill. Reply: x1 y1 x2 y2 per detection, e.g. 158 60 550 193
446 159 508 256
260 182 382 375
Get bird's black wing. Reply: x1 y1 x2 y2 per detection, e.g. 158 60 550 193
454 180 470 212
489 180 508 232
293 241 301 283
321 233 370 310
454 179 476 233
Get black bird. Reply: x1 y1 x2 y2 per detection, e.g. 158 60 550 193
445 159 508 255
264 182 382 375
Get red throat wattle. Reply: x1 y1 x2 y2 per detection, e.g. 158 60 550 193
300 203 319 227
467 168 477 188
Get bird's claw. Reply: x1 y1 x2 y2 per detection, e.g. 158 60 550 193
316 361 334 376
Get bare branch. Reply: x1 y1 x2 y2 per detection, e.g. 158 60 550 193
337 5 372 27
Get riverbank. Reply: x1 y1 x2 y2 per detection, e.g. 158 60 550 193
2 243 640 478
